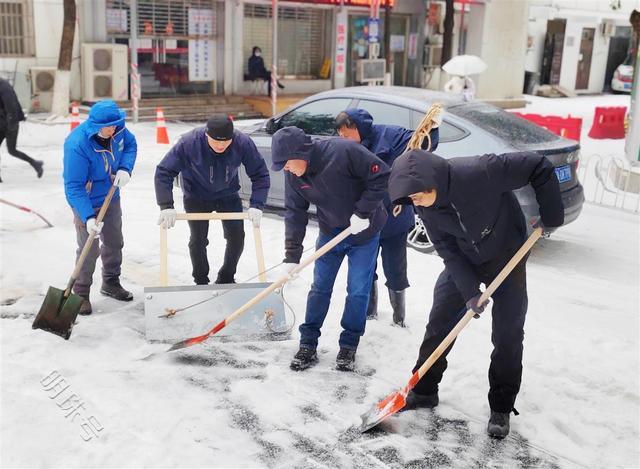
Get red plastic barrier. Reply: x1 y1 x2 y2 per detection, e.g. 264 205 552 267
588 106 626 139
515 113 583 141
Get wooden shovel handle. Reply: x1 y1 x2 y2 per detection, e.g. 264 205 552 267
413 227 542 384
218 227 352 330
64 185 117 296
176 212 249 221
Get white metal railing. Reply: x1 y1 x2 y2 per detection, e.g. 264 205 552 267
577 153 640 213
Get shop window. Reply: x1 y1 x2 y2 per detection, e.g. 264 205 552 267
278 98 352 135
244 4 332 79
0 0 34 57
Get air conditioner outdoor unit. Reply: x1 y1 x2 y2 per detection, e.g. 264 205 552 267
81 43 128 102
29 66 57 112
356 59 386 83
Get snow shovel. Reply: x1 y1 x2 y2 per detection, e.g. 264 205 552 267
359 227 543 433
0 197 53 228
160 226 353 354
32 185 117 340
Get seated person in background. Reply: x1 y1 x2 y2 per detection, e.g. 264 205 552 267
247 46 285 97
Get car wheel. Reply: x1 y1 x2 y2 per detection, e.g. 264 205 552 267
407 215 435 254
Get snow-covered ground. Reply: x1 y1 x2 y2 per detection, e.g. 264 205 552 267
1 94 638 468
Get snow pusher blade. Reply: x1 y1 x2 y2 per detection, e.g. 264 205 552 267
161 227 353 354
359 228 543 432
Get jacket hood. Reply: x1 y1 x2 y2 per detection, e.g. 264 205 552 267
344 108 374 141
83 100 126 136
271 126 314 171
389 150 450 206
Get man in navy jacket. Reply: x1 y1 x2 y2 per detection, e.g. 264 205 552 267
335 108 440 326
388 149 564 438
155 115 270 285
271 126 389 372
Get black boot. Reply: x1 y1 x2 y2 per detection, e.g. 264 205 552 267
100 279 133 301
277 80 285 89
290 346 318 371
336 347 356 372
32 160 44 178
78 296 92 316
389 289 406 327
400 390 439 411
366 281 378 320
215 273 236 285
487 411 510 438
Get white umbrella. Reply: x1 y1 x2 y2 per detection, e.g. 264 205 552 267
442 55 487 76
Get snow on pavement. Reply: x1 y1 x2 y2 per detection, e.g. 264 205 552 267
1 95 639 468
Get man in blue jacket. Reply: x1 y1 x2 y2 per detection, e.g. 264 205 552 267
155 115 270 285
63 100 137 315
335 108 440 326
271 126 389 372
388 149 564 438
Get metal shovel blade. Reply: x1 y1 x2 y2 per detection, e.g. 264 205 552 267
32 286 83 340
359 388 408 433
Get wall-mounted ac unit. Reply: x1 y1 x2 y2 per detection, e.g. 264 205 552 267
81 43 128 102
30 66 57 112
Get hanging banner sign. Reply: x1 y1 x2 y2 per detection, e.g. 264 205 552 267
188 9 215 82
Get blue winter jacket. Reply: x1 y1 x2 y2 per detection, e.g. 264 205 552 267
63 100 137 222
154 127 270 209
271 126 390 264
344 108 439 238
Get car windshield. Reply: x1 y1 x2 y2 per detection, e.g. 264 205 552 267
447 102 559 145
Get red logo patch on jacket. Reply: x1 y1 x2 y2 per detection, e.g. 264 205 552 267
300 184 311 190
371 164 380 174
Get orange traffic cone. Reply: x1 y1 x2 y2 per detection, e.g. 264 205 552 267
156 107 170 144
70 102 80 131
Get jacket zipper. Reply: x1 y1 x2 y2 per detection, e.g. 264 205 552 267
451 202 480 255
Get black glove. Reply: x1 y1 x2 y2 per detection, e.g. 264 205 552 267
533 217 557 238
466 293 489 318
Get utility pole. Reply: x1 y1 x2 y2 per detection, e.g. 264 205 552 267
272 0 278 117
130 0 140 123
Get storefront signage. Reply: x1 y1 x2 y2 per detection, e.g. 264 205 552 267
408 33 418 60
106 9 127 33
368 18 379 43
188 9 215 82
335 11 348 81
292 0 394 5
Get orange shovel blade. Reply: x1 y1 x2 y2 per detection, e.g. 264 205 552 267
359 388 407 433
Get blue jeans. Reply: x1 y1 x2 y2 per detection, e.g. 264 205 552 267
299 230 380 351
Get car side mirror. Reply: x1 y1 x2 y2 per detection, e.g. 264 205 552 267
265 118 277 134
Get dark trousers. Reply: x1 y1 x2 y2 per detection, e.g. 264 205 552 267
373 230 410 291
413 251 529 413
72 198 124 297
184 195 244 285
300 230 380 350
0 126 38 168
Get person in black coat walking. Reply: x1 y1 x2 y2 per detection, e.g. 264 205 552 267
155 115 270 285
271 126 389 372
0 78 43 182
247 46 285 97
388 149 564 438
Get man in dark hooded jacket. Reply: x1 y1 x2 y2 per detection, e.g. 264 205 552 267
388 149 564 438
271 126 389 372
155 115 270 285
0 78 43 182
335 108 440 326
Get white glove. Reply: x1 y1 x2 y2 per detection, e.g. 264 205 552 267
349 214 369 235
279 262 299 280
86 218 103 239
247 207 263 227
157 208 177 229
113 170 131 187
